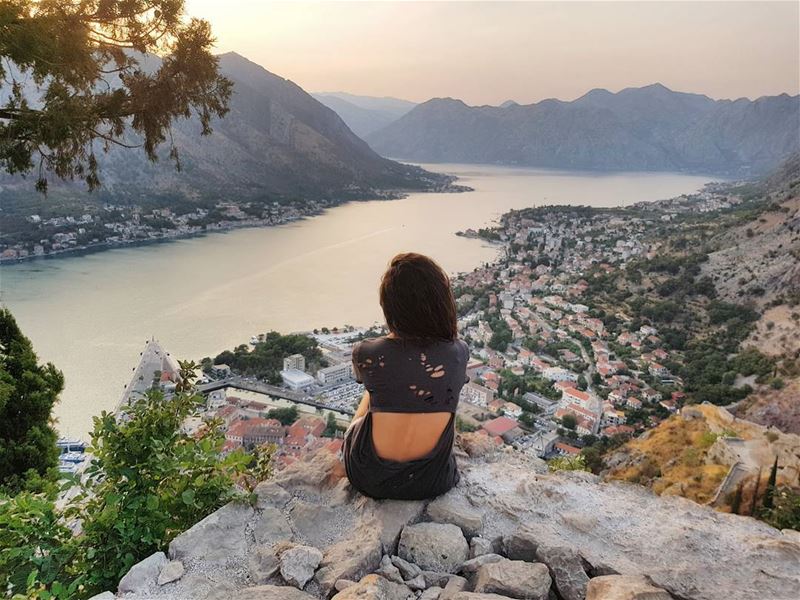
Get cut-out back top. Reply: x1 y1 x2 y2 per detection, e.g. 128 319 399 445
352 336 469 413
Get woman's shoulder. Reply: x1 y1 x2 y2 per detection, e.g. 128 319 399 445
352 336 391 357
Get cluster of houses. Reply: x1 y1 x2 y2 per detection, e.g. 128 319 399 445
213 395 342 469
449 207 688 457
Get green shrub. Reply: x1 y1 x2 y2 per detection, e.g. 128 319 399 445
0 362 256 599
548 454 590 473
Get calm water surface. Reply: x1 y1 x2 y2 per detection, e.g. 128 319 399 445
0 164 713 436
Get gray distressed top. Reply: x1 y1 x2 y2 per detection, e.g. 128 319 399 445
352 336 469 413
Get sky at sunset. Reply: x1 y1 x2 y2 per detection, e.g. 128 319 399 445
185 1 800 105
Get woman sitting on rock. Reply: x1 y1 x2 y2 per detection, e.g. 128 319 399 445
343 252 469 500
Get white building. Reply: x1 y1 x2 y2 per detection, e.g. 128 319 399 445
460 382 495 407
280 368 315 390
283 354 306 372
317 362 353 385
542 366 578 382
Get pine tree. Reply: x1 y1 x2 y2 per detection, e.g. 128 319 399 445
0 1 231 193
731 481 744 515
0 308 63 492
763 457 779 510
749 468 762 516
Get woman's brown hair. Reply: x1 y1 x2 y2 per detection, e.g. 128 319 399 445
379 253 458 341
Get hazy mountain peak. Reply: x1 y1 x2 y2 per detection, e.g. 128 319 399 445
366 84 799 175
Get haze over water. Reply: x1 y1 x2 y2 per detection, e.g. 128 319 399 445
0 164 713 437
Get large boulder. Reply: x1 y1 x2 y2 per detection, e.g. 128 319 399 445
290 499 351 548
253 506 293 547
118 551 167 594
315 524 383 595
274 449 346 491
459 553 504 574
398 523 469 573
220 584 316 600
249 545 281 584
472 559 551 600
365 498 427 553
280 545 324 589
427 492 484 537
451 595 524 600
586 575 672 600
168 502 254 565
330 574 414 599
535 545 589 600
502 529 539 562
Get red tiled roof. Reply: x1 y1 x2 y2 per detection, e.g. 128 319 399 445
482 416 519 437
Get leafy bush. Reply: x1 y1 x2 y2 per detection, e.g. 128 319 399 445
0 362 256 599
548 454 590 473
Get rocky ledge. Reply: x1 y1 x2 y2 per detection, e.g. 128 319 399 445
100 436 800 600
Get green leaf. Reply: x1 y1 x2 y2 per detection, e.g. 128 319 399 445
146 495 159 511
181 489 195 505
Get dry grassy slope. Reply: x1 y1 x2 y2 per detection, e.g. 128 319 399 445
603 404 800 509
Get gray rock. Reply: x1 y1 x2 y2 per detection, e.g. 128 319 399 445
419 587 443 600
376 554 406 584
157 560 184 585
459 553 504 574
331 574 415 599
366 498 427 554
254 481 291 509
335 579 358 591
469 537 494 558
118 551 167 594
405 574 427 591
280 544 323 589
502 529 539 561
420 571 454 588
426 492 484 537
451 594 520 600
222 585 316 600
391 555 422 580
535 545 589 600
439 575 467 600
398 523 469 573
586 576 672 600
274 449 346 491
315 524 383 595
87 593 115 600
473 559 551 600
249 545 280 583
169 502 254 565
253 506 292 546
451 594 520 599
289 500 345 548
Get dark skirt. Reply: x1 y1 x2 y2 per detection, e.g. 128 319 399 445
343 412 460 501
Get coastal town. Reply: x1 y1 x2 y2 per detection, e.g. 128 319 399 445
62 182 748 477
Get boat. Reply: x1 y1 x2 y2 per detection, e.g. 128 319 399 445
57 438 87 453
60 451 86 463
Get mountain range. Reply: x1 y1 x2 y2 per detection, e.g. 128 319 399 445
1 53 447 204
365 84 800 175
311 92 416 138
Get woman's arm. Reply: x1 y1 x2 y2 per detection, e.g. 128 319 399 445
353 390 370 420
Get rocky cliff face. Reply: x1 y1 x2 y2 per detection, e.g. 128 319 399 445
366 85 800 175
102 437 799 600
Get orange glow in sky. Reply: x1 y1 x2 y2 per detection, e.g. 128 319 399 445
185 1 800 105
